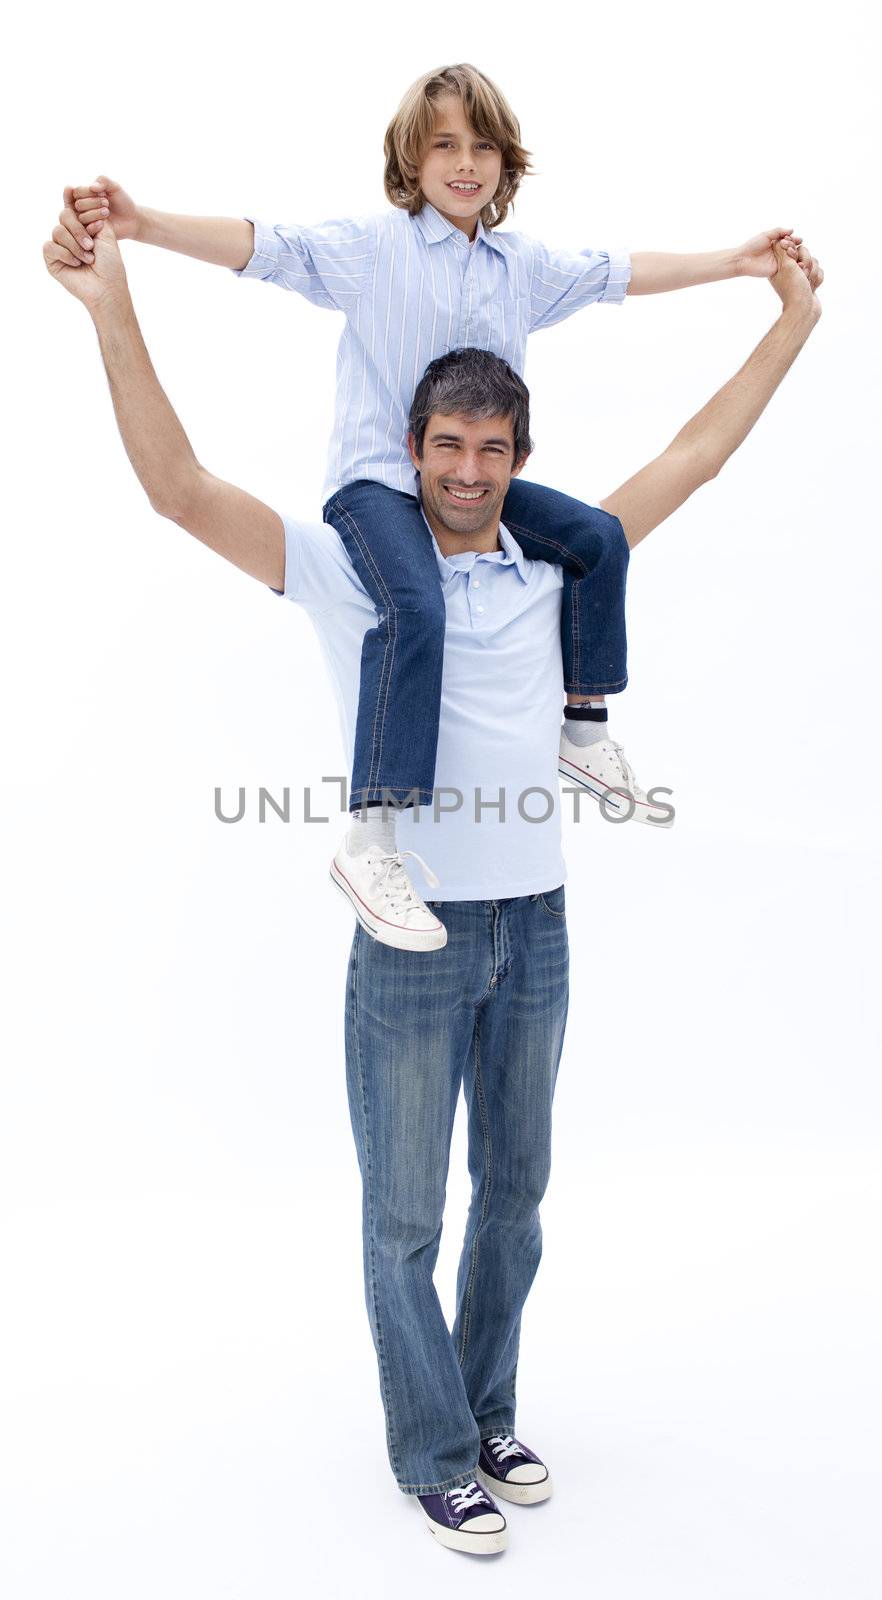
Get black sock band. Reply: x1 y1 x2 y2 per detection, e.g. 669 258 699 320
564 704 608 723
351 797 417 813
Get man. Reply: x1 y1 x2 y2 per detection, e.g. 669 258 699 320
43 218 822 1557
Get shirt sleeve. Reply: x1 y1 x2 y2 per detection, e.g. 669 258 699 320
234 214 378 311
528 238 632 331
268 515 375 614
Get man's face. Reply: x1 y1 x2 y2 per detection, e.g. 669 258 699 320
418 93 503 237
409 412 526 542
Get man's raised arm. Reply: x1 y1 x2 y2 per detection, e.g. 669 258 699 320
42 220 285 591
602 241 823 550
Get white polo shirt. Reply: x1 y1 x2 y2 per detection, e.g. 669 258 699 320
273 512 567 900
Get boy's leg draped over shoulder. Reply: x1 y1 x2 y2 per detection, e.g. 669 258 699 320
343 892 569 1494
323 481 446 812
501 478 630 697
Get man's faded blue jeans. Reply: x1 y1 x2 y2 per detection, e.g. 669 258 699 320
343 887 569 1496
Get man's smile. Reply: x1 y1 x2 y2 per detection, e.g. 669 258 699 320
442 483 491 503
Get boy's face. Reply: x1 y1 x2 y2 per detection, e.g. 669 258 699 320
418 93 503 238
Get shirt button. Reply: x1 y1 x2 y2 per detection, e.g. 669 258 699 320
476 604 485 614
472 579 481 588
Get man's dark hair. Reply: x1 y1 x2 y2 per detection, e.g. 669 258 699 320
408 347 533 461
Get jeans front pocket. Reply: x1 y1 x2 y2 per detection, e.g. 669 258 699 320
536 884 566 918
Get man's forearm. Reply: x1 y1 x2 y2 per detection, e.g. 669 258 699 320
600 257 821 550
135 208 254 270
627 248 738 294
91 292 200 516
670 301 820 479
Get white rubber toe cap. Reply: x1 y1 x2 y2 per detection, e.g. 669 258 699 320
462 1511 506 1532
506 1463 548 1483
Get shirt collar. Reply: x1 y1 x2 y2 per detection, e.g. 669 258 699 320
413 202 506 256
423 513 530 584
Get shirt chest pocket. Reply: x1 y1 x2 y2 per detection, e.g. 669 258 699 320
458 264 530 363
487 293 531 363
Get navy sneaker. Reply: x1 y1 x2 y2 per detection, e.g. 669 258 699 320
417 1479 508 1554
476 1433 552 1504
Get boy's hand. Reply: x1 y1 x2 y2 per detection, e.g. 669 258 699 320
60 176 141 258
735 227 818 280
43 218 129 313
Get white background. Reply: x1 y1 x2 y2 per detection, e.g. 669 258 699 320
3 1 881 1594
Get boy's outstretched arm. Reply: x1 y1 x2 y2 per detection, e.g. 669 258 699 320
43 220 285 589
54 178 372 307
602 241 822 549
55 177 254 270
628 228 815 293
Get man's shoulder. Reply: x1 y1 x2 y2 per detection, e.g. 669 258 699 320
273 514 372 610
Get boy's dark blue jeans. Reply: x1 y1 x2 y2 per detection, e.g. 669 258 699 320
322 477 630 812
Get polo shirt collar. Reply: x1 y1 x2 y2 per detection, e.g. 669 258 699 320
414 202 506 256
424 515 530 584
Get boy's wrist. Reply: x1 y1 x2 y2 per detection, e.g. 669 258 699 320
723 245 743 279
133 205 158 245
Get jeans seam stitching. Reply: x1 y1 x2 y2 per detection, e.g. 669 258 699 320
457 1011 493 1367
327 497 397 799
504 508 630 694
564 676 628 693
399 1468 482 1495
538 891 567 918
572 576 581 690
504 519 595 694
351 930 402 1476
503 519 591 576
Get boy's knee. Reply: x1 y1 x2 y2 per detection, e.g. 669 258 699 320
384 589 446 636
569 511 630 575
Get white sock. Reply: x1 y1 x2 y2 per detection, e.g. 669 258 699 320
563 704 610 748
347 805 398 856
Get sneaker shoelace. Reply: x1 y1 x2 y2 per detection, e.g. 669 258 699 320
447 1481 492 1514
369 849 439 922
607 739 639 793
564 729 638 795
487 1434 527 1463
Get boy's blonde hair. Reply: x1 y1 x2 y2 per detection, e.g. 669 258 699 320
384 63 532 230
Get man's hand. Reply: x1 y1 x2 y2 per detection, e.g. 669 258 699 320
769 238 823 316
735 227 821 280
601 236 824 549
41 205 285 588
43 218 129 312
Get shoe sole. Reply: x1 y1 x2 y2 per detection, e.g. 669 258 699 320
557 758 674 828
329 859 448 952
476 1467 552 1504
420 1509 508 1554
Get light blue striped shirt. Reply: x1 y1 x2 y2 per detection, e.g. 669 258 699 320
236 203 631 500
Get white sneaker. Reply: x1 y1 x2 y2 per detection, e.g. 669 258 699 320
330 833 448 951
558 728 674 827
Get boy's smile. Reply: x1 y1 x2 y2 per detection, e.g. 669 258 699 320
418 93 503 240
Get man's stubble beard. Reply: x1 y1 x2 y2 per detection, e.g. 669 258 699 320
420 477 508 543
